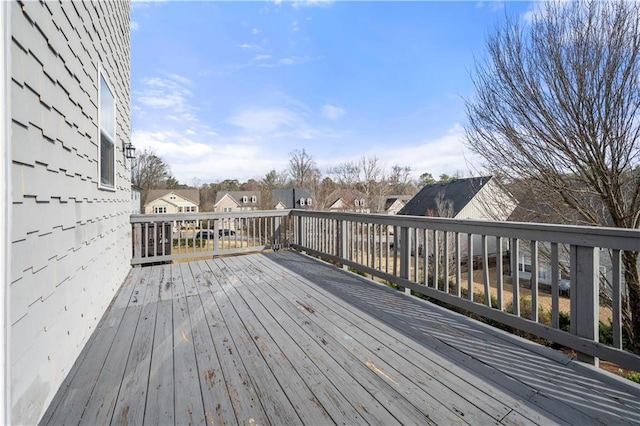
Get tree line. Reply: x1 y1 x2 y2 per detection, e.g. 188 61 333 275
132 147 464 212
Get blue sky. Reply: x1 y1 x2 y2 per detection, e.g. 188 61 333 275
131 0 532 185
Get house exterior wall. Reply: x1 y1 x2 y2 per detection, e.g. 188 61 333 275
7 1 131 424
145 198 177 214
456 179 516 221
214 194 240 212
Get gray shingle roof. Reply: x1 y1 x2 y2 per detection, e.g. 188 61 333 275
398 177 492 217
271 188 314 209
145 189 200 206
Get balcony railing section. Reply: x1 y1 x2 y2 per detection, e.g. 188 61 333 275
131 210 293 265
289 210 640 371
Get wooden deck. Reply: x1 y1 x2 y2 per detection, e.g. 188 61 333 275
41 250 640 425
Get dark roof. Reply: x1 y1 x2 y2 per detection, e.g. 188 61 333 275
145 189 200 206
398 177 492 217
272 188 314 209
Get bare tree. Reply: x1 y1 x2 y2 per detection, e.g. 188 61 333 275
328 161 360 189
131 148 172 206
465 0 640 352
288 149 320 187
388 164 414 195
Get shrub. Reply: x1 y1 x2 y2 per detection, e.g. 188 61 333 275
627 372 640 384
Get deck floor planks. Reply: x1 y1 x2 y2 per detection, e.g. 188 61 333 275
262 251 638 425
214 256 372 425
112 262 162 425
202 259 305 425
244 254 512 424
41 266 143 425
171 263 206 425
79 265 153 425
184 261 241 425
255 252 584 425
41 251 640 426
143 263 175 425
191 260 271 425
218 255 429 425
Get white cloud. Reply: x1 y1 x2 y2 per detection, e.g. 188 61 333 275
292 20 300 32
130 21 139 31
135 74 194 117
292 0 333 9
373 123 482 178
238 43 260 50
252 28 260 35
321 104 345 120
227 108 299 134
253 54 271 62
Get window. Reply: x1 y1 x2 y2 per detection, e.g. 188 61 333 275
178 207 183 212
307 198 312 206
242 196 248 203
99 72 116 189
154 206 167 214
300 198 305 206
251 195 257 203
223 207 232 213
354 199 360 207
186 206 196 212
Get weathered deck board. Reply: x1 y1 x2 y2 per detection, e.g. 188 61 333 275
143 263 174 425
41 251 640 426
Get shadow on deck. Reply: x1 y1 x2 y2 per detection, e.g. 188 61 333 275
41 250 640 425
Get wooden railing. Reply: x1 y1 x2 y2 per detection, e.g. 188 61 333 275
130 209 640 370
289 210 640 371
131 210 293 266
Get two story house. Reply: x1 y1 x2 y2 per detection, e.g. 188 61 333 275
2 1 132 423
143 189 200 214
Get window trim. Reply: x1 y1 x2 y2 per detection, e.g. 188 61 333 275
98 67 116 191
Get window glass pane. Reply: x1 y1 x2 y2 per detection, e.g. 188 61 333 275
100 131 114 186
100 75 115 139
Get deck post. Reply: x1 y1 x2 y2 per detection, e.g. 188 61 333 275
570 245 599 367
132 223 142 262
340 219 348 269
274 216 281 250
400 226 411 294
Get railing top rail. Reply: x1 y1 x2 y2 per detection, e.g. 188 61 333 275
131 209 292 223
290 210 640 251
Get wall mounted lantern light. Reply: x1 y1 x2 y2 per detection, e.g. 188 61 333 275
123 141 136 159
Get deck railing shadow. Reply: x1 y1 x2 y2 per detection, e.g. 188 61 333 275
265 250 640 422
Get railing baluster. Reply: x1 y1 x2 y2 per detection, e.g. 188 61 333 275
531 240 539 322
512 238 520 316
467 233 473 300
496 236 503 311
482 235 491 307
455 232 461 296
612 249 622 349
433 230 439 290
443 231 449 293
551 243 559 328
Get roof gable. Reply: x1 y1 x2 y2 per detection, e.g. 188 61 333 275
399 177 493 217
145 189 200 207
215 191 261 206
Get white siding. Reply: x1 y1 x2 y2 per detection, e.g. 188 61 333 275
7 1 131 423
456 179 516 221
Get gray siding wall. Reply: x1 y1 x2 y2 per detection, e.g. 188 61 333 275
8 1 131 424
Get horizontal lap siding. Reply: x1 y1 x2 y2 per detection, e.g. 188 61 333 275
8 1 131 424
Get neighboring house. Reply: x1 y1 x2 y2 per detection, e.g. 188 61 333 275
370 195 412 215
132 186 141 214
399 177 517 258
144 189 200 214
272 188 314 210
214 191 261 213
399 176 516 221
2 1 132 424
325 189 369 213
